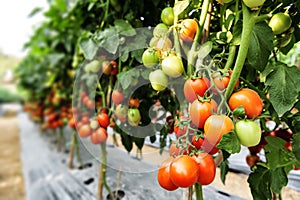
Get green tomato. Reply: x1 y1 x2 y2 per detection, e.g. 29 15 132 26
127 108 141 126
84 60 101 73
149 69 168 91
269 12 292 35
153 23 168 38
235 120 262 147
161 55 184 78
161 7 174 26
243 0 265 8
142 48 159 68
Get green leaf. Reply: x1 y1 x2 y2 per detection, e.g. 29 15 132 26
197 41 213 59
232 20 242 45
28 7 43 18
247 164 272 200
114 19 136 36
79 38 98 60
133 137 145 150
117 71 132 90
264 136 295 169
247 22 274 71
173 0 190 16
131 49 144 63
220 160 229 184
270 167 289 194
95 27 119 54
264 62 300 117
217 131 241 154
292 133 300 162
48 53 64 67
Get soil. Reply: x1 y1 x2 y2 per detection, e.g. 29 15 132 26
0 112 25 200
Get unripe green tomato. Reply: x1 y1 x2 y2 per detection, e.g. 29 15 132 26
127 108 141 126
161 7 174 26
153 23 168 38
161 55 184 78
269 12 292 35
84 60 101 73
243 0 265 8
235 120 262 147
149 69 168 91
142 48 159 68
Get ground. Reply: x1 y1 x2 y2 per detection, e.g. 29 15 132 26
0 111 25 200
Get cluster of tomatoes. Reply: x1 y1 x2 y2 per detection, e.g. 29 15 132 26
112 90 141 127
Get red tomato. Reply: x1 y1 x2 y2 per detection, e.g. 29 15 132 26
190 99 217 129
157 157 178 191
112 90 124 105
179 19 198 42
90 132 101 144
204 115 234 145
192 152 216 185
68 118 76 128
129 98 140 108
97 112 110 128
183 77 210 103
93 127 108 143
78 124 92 138
191 135 219 155
170 155 199 188
174 119 188 137
228 88 263 118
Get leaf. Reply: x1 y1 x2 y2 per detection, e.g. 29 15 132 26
117 71 132 90
292 133 300 162
48 53 64 67
174 0 190 16
247 22 274 71
134 137 145 150
79 38 98 60
220 160 229 184
95 27 119 54
131 49 144 63
197 41 213 59
264 136 295 169
217 131 241 154
28 7 43 18
270 167 289 194
264 62 300 116
114 19 136 36
247 164 272 200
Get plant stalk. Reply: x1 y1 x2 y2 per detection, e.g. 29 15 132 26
225 4 259 99
195 183 204 200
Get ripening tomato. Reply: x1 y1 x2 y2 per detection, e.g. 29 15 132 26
149 69 169 91
97 112 110 128
246 154 260 167
81 115 90 124
191 135 219 155
184 77 210 103
161 55 184 78
90 132 101 144
68 118 76 128
112 90 124 105
192 152 216 185
212 70 239 92
190 99 218 129
228 88 263 119
93 127 108 143
153 37 173 51
78 124 92 138
129 98 140 108
157 157 178 191
102 60 112 75
170 155 199 188
179 19 198 42
204 115 234 145
115 104 128 122
174 118 188 137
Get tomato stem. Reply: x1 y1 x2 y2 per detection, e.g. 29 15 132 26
225 4 259 100
195 183 203 200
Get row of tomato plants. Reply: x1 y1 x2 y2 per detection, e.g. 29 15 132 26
17 0 300 199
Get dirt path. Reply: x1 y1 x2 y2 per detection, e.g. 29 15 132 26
0 113 25 200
